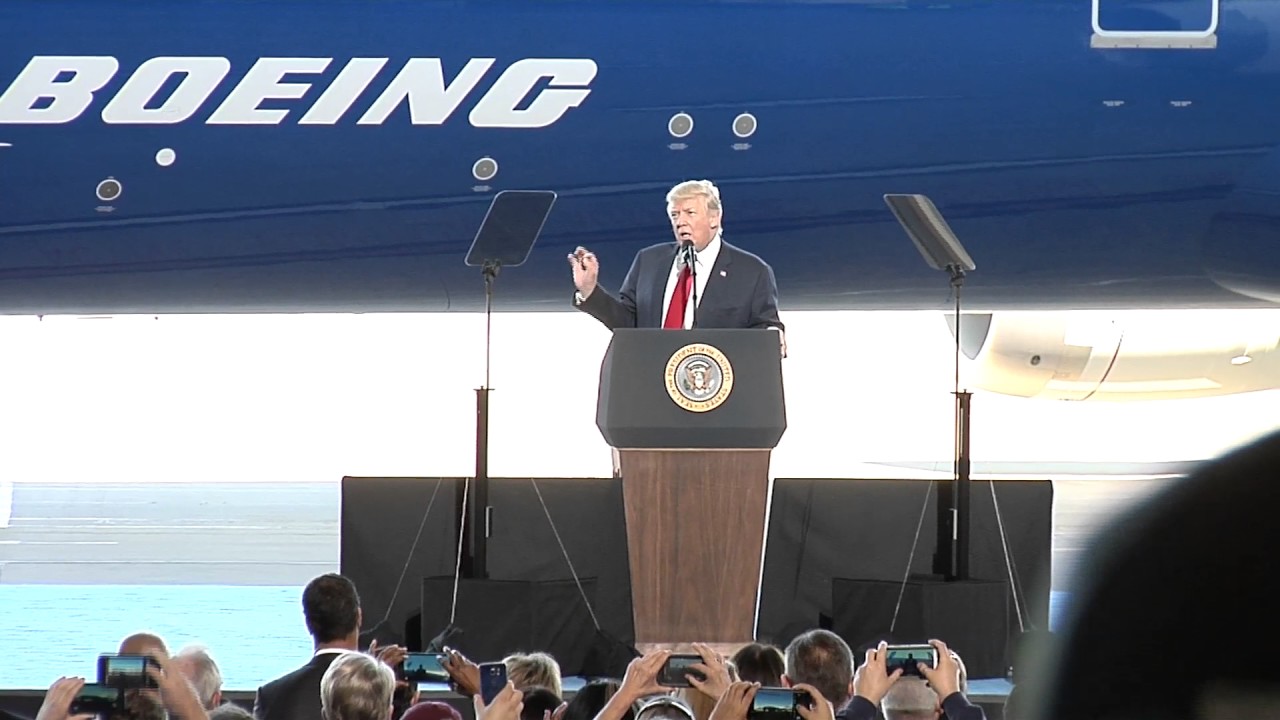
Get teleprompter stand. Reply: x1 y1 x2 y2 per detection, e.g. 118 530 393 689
828 195 1011 678
457 190 556 579
422 190 558 656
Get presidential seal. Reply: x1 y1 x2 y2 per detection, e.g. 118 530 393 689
665 343 734 412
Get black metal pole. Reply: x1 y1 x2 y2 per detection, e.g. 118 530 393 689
933 267 969 581
471 386 489 579
956 390 972 580
462 263 497 580
933 477 957 579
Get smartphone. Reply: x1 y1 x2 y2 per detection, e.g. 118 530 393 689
98 655 160 689
884 644 938 678
748 687 812 720
478 662 507 704
658 654 707 687
70 684 120 716
402 652 450 684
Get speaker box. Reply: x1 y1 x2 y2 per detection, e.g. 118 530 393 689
421 576 625 676
832 577 1010 678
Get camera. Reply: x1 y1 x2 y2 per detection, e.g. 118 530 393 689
884 644 937 678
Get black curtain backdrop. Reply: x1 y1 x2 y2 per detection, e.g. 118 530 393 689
341 476 635 657
342 475 1051 675
756 478 1052 649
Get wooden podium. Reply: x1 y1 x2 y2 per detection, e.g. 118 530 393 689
597 329 786 645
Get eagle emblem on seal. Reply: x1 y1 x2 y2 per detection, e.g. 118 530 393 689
665 343 734 412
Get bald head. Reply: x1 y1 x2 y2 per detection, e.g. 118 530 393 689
118 633 168 656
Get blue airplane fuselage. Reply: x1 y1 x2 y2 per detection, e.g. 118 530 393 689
1 0 1279 314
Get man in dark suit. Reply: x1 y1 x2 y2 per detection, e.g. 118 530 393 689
253 574 363 720
568 180 785 352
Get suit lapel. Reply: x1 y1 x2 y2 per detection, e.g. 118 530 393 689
650 245 678 327
695 243 734 325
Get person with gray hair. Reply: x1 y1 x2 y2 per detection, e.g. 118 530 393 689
320 652 397 720
880 679 940 720
568 179 785 339
871 641 983 720
210 705 255 720
173 646 224 710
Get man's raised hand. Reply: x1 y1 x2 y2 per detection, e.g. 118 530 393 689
567 246 599 298
852 641 903 707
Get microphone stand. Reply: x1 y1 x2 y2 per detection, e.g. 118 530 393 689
684 242 698 329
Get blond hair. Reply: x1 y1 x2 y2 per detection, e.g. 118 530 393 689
504 652 563 698
666 180 723 220
321 652 395 720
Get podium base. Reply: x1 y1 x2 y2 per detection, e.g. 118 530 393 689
620 448 770 644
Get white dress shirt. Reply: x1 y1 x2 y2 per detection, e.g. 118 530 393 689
661 234 721 329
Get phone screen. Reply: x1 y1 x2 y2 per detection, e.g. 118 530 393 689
99 655 158 689
403 653 449 684
70 684 119 715
479 662 507 704
659 654 706 687
884 645 937 678
750 688 799 720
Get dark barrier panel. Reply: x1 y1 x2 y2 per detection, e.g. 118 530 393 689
421 576 606 673
480 477 635 651
341 476 634 659
832 577 1010 677
343 475 1047 675
757 478 1052 654
341 477 463 647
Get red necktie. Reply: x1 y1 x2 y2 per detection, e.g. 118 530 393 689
663 265 692 329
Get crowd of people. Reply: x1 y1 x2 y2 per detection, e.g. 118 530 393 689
28 574 997 720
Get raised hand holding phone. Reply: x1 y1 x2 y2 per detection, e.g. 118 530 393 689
852 642 903 707
36 677 96 720
474 681 523 720
479 662 509 705
709 681 759 720
789 683 833 720
441 647 482 696
915 639 961 701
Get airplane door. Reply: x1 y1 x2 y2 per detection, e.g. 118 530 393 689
1092 0 1218 49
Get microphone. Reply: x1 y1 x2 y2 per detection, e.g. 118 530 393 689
677 238 699 328
678 238 696 267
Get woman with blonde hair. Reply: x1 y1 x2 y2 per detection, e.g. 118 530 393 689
503 652 563 699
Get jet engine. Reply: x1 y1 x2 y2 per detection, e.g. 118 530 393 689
951 311 1280 401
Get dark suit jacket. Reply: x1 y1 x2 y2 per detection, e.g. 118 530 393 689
574 240 784 331
253 652 342 720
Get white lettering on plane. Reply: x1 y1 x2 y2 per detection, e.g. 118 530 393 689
0 55 598 127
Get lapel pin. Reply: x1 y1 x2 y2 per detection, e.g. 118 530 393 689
719 270 727 277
